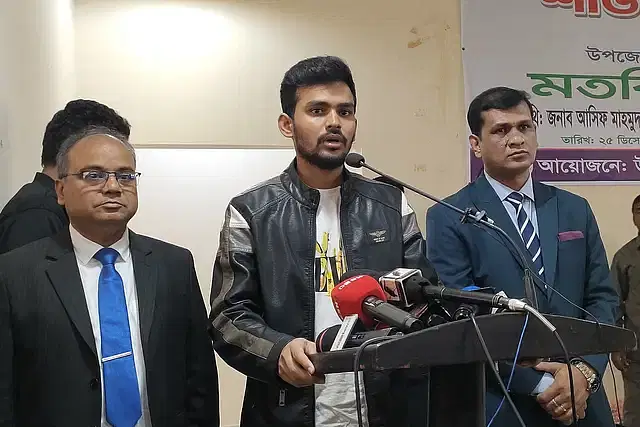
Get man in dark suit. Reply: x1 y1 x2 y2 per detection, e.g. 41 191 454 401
426 87 617 427
0 126 219 426
0 99 131 255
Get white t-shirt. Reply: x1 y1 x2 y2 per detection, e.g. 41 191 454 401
313 187 368 427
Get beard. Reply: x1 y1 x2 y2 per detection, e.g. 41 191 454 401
293 128 350 171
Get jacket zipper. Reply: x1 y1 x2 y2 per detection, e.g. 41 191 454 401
278 389 286 407
340 197 352 272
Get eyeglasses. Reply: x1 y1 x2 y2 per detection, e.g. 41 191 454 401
60 170 141 186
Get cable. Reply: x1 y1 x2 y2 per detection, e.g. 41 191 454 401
353 159 603 329
487 313 530 426
353 336 397 427
608 356 622 425
468 312 527 427
469 223 602 327
523 305 579 426
468 219 602 427
472 220 603 425
552 329 579 426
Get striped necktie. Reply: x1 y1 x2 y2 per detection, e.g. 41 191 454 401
505 192 545 279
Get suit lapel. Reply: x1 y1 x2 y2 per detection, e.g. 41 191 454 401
46 231 97 355
130 231 157 351
469 175 529 270
534 182 558 293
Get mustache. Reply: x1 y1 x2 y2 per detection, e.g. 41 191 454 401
318 132 347 144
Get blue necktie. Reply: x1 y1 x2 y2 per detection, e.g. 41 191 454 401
95 248 142 427
505 192 545 280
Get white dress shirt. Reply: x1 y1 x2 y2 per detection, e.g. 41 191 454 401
484 171 539 237
69 225 152 427
484 172 554 395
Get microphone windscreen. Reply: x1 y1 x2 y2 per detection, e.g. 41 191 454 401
315 320 367 352
330 275 386 328
345 152 365 168
315 325 341 353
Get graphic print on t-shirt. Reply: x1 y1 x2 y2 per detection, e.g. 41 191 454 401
313 187 368 427
315 231 346 296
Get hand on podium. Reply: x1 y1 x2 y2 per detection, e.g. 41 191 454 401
278 338 326 387
534 362 589 425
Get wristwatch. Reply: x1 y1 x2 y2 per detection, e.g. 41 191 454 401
570 359 601 394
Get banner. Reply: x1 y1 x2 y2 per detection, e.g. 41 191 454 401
461 0 640 183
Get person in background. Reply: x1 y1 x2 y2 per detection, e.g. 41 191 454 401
426 86 617 427
209 55 438 427
0 126 219 426
611 194 640 427
0 99 131 254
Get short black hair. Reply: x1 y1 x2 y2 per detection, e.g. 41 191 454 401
633 195 640 209
373 175 404 192
41 99 131 167
280 56 357 119
467 87 534 136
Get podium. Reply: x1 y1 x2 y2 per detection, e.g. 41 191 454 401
309 313 636 427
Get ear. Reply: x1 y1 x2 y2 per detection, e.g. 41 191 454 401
55 179 65 206
278 113 294 138
469 134 482 159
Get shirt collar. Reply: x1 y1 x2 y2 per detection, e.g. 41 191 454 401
484 170 535 203
69 224 130 265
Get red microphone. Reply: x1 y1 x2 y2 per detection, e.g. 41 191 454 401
330 275 424 333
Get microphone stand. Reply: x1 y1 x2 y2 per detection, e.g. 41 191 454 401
346 153 539 309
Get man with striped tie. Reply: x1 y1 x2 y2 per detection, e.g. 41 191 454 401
425 87 617 427
0 125 219 426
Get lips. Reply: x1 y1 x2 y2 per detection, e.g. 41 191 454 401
100 201 124 207
321 135 346 146
509 151 528 157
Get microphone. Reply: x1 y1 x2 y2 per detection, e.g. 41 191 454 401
331 274 424 332
400 272 529 311
315 324 401 352
410 280 528 311
346 152 542 308
347 269 529 311
341 268 434 308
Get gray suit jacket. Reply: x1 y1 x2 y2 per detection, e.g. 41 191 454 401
0 230 219 427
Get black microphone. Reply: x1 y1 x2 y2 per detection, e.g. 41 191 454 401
315 324 401 352
345 152 542 309
403 275 529 311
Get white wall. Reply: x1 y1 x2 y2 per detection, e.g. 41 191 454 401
0 0 75 205
73 0 467 234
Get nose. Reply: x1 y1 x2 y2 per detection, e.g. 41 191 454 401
326 109 341 130
102 173 122 193
507 132 525 146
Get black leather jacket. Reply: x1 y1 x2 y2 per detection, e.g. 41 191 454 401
209 160 439 426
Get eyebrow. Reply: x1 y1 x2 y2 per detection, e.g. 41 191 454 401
491 119 534 129
79 165 135 172
305 101 355 109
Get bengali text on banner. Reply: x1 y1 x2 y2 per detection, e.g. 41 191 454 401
461 0 640 183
